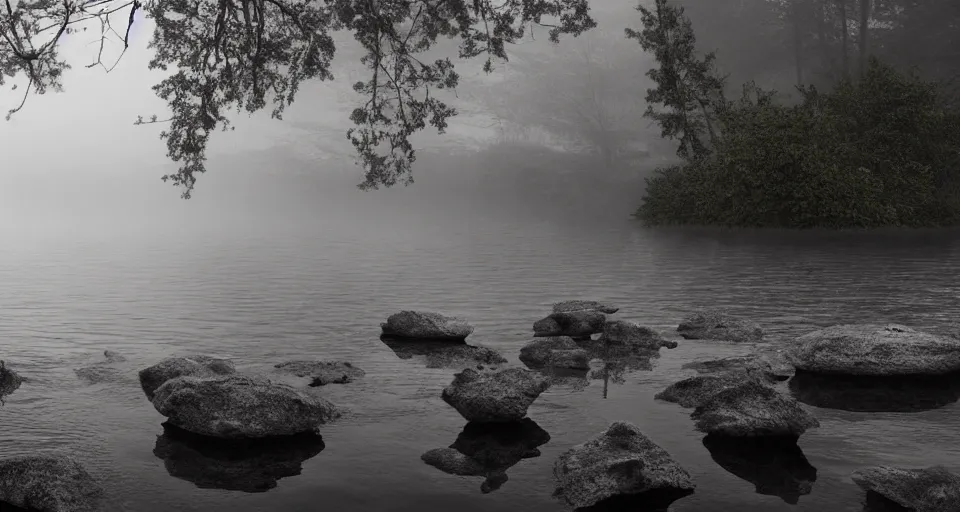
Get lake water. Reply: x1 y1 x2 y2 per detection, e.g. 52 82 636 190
2 160 960 512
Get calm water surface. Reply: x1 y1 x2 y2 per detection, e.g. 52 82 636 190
1 168 960 512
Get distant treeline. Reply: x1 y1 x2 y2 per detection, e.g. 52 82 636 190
633 0 960 228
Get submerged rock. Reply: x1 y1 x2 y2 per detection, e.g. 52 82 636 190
139 355 236 400
852 466 960 512
788 370 960 413
0 360 22 400
422 419 551 494
152 374 341 439
441 368 550 423
75 350 130 385
0 454 104 512
381 338 507 369
534 310 606 338
788 324 960 376
273 360 365 386
381 310 474 341
153 422 326 493
552 300 619 315
682 353 794 382
554 421 695 509
599 320 678 350
703 434 817 505
676 310 763 342
656 373 756 409
519 337 590 371
692 380 819 437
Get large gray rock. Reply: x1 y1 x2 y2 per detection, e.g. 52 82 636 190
519 337 590 371
851 466 960 512
552 300 619 314
534 310 606 338
787 324 960 376
682 353 794 382
691 380 820 437
0 454 104 512
0 360 22 399
139 355 236 400
554 421 695 509
599 320 678 350
380 310 474 341
677 310 763 342
152 374 341 439
441 368 550 423
273 360 365 386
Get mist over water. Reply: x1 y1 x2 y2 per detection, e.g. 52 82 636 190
2 146 960 511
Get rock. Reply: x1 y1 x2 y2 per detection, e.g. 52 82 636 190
381 338 507 369
554 421 695 509
273 360 365 386
656 373 756 409
0 454 104 512
552 300 619 314
103 350 126 363
139 355 236 400
787 324 960 376
153 422 325 492
441 368 550 423
151 374 341 439
599 320 678 350
682 354 794 382
691 380 820 437
75 350 130 385
852 466 960 512
677 310 763 342
788 370 960 413
380 310 474 341
534 311 606 338
0 360 22 400
703 434 817 505
422 419 551 494
519 337 590 371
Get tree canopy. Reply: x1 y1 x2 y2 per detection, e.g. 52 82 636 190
1 0 595 197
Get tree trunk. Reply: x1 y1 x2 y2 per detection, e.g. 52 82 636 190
837 0 849 79
858 0 870 77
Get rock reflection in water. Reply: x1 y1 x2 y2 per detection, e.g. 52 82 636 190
789 370 960 412
862 490 912 512
152 422 326 492
421 418 550 493
380 337 507 369
703 434 817 504
573 488 695 512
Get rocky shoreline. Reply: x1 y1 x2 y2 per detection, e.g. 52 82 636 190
2 303 959 511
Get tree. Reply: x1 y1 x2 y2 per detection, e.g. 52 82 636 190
0 0 595 197
626 0 726 163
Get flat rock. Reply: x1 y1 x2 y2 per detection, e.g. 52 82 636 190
152 374 341 439
682 354 794 382
273 360 365 386
554 421 695 509
0 360 22 399
692 380 820 437
552 300 619 314
656 373 755 408
534 311 606 338
441 368 550 423
519 337 590 370
787 324 960 376
599 320 678 350
0 454 104 512
382 338 507 370
75 350 130 385
677 310 763 342
381 310 474 341
139 355 236 400
852 466 960 512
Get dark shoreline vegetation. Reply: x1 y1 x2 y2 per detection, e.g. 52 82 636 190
3 306 960 510
632 1 960 229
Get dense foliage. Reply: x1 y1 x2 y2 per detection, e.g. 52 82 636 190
636 59 960 228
